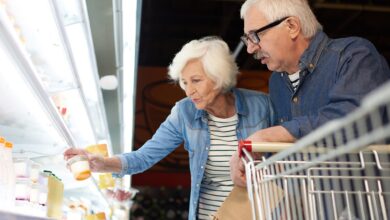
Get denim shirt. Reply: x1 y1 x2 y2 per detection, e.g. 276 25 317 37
270 31 390 139
115 88 274 220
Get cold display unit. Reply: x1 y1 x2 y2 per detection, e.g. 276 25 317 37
0 0 125 219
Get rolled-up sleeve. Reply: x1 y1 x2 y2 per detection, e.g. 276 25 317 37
112 154 129 178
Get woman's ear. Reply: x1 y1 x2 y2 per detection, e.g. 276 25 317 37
285 16 301 39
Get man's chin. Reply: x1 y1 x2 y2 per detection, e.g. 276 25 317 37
265 64 282 72
265 63 275 72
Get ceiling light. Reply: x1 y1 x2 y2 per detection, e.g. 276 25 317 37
99 75 118 90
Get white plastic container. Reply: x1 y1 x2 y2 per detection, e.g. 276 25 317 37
67 155 91 181
13 156 30 178
0 137 6 207
15 178 30 202
30 162 41 183
0 139 17 210
29 183 40 204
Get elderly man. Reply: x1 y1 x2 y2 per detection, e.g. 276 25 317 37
231 0 390 186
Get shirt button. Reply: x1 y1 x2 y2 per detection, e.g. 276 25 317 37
201 166 204 169
206 147 209 150
309 63 314 69
196 184 200 187
292 97 298 103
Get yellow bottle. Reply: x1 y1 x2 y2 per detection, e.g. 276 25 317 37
46 174 64 219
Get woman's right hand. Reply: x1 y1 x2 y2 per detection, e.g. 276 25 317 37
63 147 105 172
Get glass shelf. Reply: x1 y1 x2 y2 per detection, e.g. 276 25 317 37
0 0 112 217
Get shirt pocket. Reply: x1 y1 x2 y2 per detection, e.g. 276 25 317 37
184 129 206 156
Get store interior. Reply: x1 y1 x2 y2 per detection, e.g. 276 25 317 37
89 0 390 218
1 0 390 219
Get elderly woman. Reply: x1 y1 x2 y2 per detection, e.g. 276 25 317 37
64 36 274 219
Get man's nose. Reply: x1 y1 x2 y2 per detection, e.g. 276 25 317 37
246 41 260 54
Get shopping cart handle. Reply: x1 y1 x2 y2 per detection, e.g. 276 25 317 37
238 140 293 157
238 140 253 157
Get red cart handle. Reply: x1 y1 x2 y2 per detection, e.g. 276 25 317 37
238 140 293 157
238 140 253 157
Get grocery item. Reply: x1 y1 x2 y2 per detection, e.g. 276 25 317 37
46 174 64 219
0 140 16 209
85 143 108 157
98 173 115 189
15 178 30 202
30 162 41 183
13 156 30 178
67 155 91 181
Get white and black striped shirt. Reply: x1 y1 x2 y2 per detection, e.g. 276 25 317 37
288 70 300 91
198 113 238 220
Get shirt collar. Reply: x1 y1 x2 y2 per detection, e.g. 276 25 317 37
298 31 329 73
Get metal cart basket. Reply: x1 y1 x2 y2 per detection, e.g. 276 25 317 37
240 81 390 220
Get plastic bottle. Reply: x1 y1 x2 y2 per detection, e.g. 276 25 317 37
0 137 6 208
3 141 16 209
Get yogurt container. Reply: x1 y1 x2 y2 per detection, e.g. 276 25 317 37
67 155 91 181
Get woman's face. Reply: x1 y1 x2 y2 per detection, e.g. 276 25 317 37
181 59 221 110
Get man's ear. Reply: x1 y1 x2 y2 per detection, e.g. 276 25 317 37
285 16 301 39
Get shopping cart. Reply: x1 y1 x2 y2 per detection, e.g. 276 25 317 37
239 81 390 220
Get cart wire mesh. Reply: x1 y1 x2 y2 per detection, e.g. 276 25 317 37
240 81 390 220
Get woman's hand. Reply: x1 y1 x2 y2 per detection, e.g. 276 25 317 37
63 147 105 172
229 152 247 187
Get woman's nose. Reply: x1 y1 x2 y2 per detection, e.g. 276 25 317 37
185 85 195 96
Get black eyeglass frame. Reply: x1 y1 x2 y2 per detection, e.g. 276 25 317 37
241 16 289 45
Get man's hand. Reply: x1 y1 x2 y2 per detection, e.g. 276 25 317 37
230 152 247 187
247 126 296 143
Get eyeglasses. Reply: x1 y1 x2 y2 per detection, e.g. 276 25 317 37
241 16 289 46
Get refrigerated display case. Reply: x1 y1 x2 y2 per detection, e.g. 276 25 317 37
0 0 114 218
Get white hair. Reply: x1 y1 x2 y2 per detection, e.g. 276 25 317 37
240 0 322 38
168 36 239 93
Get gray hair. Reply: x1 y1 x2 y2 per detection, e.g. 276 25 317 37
168 36 239 93
240 0 322 38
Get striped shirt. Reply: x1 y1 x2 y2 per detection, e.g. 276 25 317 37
288 70 300 91
198 113 238 220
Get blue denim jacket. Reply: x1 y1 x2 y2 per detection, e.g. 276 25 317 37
270 31 390 138
115 88 274 219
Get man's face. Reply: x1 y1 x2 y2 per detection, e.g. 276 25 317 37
243 7 293 73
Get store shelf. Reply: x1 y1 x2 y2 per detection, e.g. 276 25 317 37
0 210 54 220
0 0 112 217
0 17 70 149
